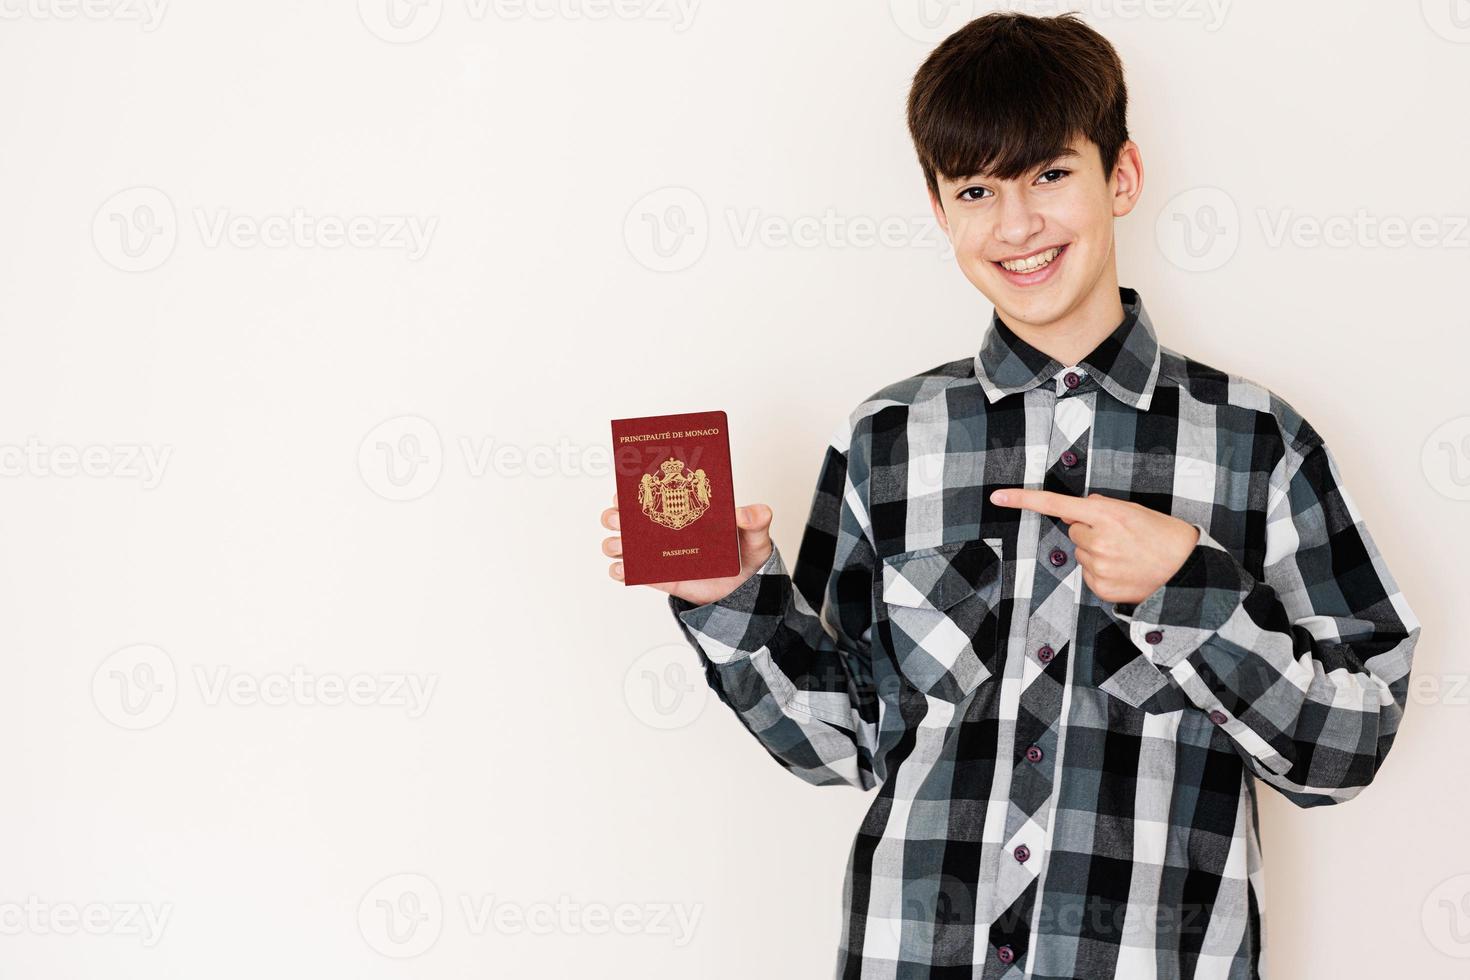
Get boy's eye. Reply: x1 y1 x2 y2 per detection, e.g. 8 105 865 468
956 168 1069 201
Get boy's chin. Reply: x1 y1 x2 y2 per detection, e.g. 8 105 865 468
968 270 1073 324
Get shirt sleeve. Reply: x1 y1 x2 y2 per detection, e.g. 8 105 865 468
1109 432 1421 807
667 420 880 790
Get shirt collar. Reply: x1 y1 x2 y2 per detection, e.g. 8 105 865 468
974 286 1162 411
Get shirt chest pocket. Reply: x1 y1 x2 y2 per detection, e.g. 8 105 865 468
877 536 1005 703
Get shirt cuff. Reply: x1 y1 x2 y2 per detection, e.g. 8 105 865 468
667 545 787 664
1106 522 1253 669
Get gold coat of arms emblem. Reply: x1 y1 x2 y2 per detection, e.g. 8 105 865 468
639 456 712 530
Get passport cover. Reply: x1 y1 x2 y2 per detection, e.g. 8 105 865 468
610 410 741 586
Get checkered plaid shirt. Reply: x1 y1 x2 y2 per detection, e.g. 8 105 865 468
668 286 1421 979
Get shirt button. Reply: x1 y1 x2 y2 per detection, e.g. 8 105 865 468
1064 371 1081 389
1037 645 1054 664
1013 844 1030 863
1060 449 1078 467
1049 548 1067 567
997 945 1016 964
1145 629 1164 644
1209 709 1229 725
1025 745 1043 763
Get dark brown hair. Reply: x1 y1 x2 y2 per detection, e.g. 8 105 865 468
906 12 1129 201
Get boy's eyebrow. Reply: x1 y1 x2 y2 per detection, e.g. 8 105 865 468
959 149 1082 182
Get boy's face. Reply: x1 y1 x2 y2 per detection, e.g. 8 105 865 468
928 137 1142 331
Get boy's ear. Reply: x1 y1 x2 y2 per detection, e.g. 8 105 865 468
928 189 951 237
1111 139 1145 218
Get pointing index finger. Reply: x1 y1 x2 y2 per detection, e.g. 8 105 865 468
990 488 1096 525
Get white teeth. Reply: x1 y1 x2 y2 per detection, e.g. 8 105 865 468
1000 246 1062 273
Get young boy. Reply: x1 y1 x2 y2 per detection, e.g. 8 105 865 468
601 12 1420 978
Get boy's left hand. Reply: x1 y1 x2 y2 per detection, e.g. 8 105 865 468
989 488 1200 605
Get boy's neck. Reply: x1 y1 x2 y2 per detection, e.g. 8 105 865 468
996 275 1128 369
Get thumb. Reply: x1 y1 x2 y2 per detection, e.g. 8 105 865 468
736 503 773 550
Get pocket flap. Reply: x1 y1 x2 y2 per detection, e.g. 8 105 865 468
1092 616 1186 712
1098 654 1172 709
881 537 1003 611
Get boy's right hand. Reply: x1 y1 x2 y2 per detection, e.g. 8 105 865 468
601 492 774 606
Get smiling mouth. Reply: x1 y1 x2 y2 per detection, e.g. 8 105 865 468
994 244 1067 273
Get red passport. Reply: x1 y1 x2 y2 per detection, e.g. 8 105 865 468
610 410 741 586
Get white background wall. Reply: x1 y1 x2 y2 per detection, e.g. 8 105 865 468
1 1 1466 977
